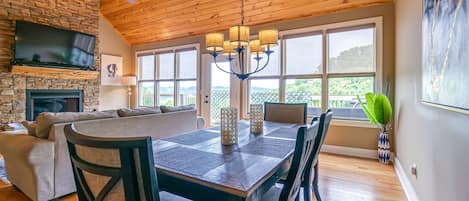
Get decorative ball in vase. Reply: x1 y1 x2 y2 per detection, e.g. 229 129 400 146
358 93 393 164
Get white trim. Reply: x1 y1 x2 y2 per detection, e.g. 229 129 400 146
321 144 378 159
330 119 377 128
394 157 420 201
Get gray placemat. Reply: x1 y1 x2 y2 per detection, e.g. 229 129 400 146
207 122 250 131
266 128 298 139
236 137 295 159
155 147 226 176
163 130 220 145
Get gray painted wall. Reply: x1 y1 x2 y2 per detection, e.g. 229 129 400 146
395 0 469 200
99 15 133 110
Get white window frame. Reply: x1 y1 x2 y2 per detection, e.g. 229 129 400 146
242 17 383 128
135 44 201 111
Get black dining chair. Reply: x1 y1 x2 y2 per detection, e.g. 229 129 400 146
276 109 333 201
64 124 189 201
264 102 308 124
304 109 333 201
261 121 319 201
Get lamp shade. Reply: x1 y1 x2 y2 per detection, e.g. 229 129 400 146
249 40 264 54
259 29 278 48
229 25 250 46
222 41 237 55
206 33 224 51
120 76 137 86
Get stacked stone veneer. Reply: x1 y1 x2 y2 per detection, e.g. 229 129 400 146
0 0 100 123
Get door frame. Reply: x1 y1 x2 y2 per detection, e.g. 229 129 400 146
200 54 241 127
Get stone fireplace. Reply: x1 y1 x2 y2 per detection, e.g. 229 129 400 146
25 89 84 121
0 0 100 123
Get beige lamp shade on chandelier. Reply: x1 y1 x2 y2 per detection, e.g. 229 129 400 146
204 0 279 80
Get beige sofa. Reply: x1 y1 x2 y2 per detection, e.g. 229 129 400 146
0 109 204 201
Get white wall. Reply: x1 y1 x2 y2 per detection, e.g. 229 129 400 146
395 0 469 201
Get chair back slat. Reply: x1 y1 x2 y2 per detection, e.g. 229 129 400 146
264 102 308 124
310 109 333 165
279 121 319 201
64 124 160 201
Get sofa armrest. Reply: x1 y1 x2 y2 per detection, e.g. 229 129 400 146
0 134 55 201
0 134 54 165
197 116 205 129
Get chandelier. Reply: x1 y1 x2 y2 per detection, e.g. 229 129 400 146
205 0 278 80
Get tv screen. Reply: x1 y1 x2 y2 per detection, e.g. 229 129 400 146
14 21 96 69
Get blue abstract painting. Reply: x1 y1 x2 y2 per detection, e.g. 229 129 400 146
422 0 469 112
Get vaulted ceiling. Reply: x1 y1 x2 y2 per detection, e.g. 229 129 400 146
100 0 393 45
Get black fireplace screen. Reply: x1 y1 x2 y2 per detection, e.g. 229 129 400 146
26 89 84 121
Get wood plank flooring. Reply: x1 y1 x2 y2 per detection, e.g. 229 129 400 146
0 153 407 201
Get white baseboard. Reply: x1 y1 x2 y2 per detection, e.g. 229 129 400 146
394 157 420 201
321 144 378 159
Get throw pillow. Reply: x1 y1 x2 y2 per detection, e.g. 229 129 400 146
117 107 162 117
160 104 196 113
21 121 37 137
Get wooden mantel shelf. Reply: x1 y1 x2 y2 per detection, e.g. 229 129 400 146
10 65 99 80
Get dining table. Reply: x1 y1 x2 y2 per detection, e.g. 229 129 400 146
153 120 301 201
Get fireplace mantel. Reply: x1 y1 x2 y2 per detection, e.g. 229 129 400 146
11 65 99 80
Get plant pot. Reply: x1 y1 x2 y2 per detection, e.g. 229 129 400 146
378 131 391 164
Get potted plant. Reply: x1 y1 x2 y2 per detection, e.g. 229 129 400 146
357 93 393 164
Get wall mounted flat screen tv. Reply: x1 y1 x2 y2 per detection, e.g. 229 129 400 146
14 20 96 69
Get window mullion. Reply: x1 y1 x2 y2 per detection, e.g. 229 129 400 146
279 37 286 103
173 50 178 106
155 54 159 106
322 30 328 113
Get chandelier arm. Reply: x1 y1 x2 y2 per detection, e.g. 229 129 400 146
227 57 238 75
250 53 271 74
252 55 262 73
238 50 245 74
212 55 234 74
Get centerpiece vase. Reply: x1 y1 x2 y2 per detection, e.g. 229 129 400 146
220 107 238 145
249 104 263 134
378 129 391 164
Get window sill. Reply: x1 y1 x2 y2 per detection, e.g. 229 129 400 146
330 119 377 128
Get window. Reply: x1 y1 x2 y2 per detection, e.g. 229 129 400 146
246 17 382 120
137 45 199 108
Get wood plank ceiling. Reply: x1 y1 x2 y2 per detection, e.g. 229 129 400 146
100 0 393 45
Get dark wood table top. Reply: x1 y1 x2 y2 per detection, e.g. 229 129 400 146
153 121 299 199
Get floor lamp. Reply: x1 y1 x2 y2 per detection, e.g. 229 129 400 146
120 76 137 108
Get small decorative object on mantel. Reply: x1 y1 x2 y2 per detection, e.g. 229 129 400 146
250 104 263 134
220 107 238 145
358 93 393 164
100 54 123 85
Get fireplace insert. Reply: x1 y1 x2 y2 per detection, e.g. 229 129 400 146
25 89 84 121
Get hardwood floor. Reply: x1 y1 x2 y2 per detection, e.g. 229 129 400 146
0 153 406 201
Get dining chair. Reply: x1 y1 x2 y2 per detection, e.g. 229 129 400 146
276 109 333 201
261 121 319 201
303 109 333 201
64 124 189 201
264 102 308 124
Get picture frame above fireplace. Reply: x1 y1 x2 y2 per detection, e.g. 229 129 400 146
100 54 123 85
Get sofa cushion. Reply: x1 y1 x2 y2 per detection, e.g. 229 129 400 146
117 107 161 117
160 104 195 113
35 111 119 139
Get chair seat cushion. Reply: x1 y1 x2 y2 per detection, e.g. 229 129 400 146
160 191 191 201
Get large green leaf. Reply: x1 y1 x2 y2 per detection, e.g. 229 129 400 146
357 94 378 124
365 93 376 117
374 94 393 125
